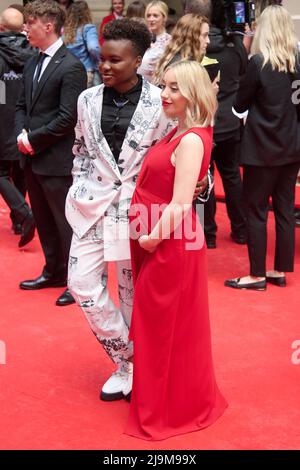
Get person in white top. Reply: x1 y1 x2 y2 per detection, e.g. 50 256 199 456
137 0 171 83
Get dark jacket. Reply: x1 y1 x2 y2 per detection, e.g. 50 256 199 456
0 32 34 160
207 27 248 141
15 44 87 176
235 54 300 167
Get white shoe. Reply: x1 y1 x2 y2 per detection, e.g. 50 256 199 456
100 361 133 401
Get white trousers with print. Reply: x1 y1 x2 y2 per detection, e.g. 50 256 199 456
68 223 133 364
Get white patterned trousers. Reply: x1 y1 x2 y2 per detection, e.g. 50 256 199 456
68 223 133 364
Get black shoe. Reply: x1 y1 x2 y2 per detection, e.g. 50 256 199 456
206 237 216 249
18 212 35 248
230 232 247 245
266 276 286 287
224 277 266 291
20 274 67 290
55 289 76 306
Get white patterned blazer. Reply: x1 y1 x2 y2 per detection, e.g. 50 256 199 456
65 79 174 261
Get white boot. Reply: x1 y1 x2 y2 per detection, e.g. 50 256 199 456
100 361 133 401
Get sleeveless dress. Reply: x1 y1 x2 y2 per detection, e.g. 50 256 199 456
125 127 227 441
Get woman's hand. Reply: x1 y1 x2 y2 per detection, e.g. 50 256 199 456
212 72 220 95
138 235 158 253
193 174 208 200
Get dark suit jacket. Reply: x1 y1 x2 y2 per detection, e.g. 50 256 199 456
15 44 87 176
235 54 300 167
0 31 34 161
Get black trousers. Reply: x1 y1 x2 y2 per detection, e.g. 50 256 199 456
243 162 300 277
25 165 73 280
204 137 246 239
10 160 27 198
0 160 29 224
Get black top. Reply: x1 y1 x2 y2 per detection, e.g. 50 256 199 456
235 53 300 167
206 27 248 141
101 75 143 163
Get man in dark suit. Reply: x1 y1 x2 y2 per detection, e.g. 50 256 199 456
15 0 86 306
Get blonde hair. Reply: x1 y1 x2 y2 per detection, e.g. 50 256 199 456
165 60 217 128
251 5 298 73
154 14 209 85
145 1 168 22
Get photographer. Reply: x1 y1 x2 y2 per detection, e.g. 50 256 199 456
194 0 248 248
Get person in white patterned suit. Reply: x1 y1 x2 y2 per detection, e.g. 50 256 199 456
66 19 209 402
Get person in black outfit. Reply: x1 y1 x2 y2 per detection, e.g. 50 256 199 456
15 0 86 306
0 7 36 246
225 5 300 290
201 0 247 248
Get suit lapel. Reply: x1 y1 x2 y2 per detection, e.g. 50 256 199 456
86 85 121 178
30 45 66 111
26 56 37 110
118 79 161 175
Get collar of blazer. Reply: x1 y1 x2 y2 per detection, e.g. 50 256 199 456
84 78 162 179
29 44 67 111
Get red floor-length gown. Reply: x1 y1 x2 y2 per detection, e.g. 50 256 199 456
125 126 228 441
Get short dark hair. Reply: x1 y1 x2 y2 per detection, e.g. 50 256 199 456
103 18 151 57
9 4 25 14
24 0 66 35
210 0 225 28
184 0 211 19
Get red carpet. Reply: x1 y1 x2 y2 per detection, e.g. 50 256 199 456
0 196 300 450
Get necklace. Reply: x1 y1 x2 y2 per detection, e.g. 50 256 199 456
113 98 130 109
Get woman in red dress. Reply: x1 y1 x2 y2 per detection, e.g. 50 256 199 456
126 60 228 440
98 0 124 46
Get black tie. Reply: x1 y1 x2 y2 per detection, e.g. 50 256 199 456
31 52 47 99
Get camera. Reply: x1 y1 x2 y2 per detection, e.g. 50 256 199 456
223 1 256 33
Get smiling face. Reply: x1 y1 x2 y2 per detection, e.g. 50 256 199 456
112 0 124 16
146 6 165 35
200 22 210 55
160 68 188 121
99 39 142 93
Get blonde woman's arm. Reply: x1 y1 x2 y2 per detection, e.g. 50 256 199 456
138 132 204 252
